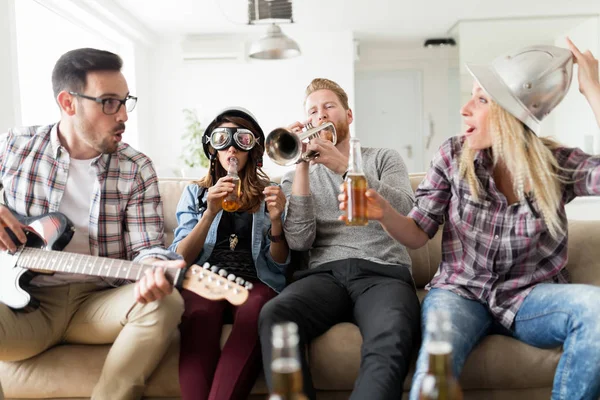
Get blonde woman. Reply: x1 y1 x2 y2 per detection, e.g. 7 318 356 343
339 40 600 400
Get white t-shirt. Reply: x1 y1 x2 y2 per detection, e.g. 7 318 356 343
31 157 105 287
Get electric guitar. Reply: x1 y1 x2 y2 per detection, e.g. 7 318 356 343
0 212 252 312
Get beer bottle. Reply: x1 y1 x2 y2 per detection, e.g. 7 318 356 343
268 322 309 400
418 310 463 400
345 137 368 226
221 156 241 212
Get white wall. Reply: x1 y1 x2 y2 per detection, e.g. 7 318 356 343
453 16 596 144
5 0 156 149
131 44 153 153
13 0 124 128
0 0 20 132
453 16 600 220
144 31 355 179
552 17 600 152
558 17 600 221
355 43 460 170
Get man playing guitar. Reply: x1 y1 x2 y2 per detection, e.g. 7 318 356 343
0 48 184 400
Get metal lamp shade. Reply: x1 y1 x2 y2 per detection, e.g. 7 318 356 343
248 24 301 60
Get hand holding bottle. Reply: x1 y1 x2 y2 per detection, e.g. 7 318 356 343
221 157 242 212
338 186 391 222
206 176 236 215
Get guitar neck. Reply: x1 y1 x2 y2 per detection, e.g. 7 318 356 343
17 247 180 283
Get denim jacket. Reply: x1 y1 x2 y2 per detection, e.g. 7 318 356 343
169 184 290 293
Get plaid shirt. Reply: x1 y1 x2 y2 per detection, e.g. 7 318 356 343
0 124 177 285
408 136 600 328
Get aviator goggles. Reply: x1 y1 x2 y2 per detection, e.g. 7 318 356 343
204 127 258 151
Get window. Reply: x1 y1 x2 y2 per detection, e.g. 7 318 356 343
14 0 138 147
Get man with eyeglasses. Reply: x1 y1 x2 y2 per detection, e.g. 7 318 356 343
0 48 184 400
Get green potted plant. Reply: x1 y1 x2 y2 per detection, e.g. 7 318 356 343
180 108 209 177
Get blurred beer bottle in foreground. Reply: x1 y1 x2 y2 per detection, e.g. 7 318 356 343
267 322 308 400
418 310 463 400
222 156 241 212
345 137 368 226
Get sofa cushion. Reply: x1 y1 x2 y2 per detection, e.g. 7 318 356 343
159 178 196 246
565 220 600 285
0 329 269 399
0 322 560 398
3 174 594 400
307 322 560 392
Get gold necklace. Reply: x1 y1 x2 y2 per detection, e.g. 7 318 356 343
229 233 239 251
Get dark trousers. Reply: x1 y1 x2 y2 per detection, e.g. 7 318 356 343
179 282 276 400
259 259 421 400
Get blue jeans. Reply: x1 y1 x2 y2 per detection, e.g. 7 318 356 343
409 285 600 400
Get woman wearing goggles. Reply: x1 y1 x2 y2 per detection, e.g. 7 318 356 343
170 107 289 400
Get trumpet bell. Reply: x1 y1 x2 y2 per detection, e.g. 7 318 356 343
265 128 302 167
265 122 337 167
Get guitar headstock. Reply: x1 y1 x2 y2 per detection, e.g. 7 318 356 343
181 263 251 305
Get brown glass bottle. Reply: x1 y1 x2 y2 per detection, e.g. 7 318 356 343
345 138 368 226
418 311 463 400
268 322 309 400
222 157 241 212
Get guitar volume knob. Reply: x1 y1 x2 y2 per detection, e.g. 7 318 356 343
202 262 211 269
218 269 228 277
244 282 253 290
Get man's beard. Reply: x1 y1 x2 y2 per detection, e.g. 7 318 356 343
77 119 123 155
101 137 119 154
333 120 350 144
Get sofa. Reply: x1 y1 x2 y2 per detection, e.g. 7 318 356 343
2 173 600 400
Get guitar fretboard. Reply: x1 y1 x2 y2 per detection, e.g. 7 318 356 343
18 247 180 283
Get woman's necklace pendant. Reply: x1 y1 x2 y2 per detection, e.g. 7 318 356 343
229 234 239 251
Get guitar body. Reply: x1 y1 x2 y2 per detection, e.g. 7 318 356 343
0 213 73 312
0 211 250 312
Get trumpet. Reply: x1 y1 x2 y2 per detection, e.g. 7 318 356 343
265 122 337 166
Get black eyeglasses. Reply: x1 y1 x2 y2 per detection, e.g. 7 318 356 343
69 92 138 115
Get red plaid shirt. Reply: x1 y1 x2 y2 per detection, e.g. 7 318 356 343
409 136 600 328
0 124 175 285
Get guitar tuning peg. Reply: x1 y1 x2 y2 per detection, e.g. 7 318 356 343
227 274 235 281
218 269 228 277
202 262 211 269
210 266 219 273
235 277 245 286
244 282 253 290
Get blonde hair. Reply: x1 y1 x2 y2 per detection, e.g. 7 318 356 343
459 101 565 238
305 78 350 110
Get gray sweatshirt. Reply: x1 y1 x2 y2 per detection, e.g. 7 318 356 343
282 147 414 271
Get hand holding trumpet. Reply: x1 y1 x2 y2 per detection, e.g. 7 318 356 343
265 121 341 169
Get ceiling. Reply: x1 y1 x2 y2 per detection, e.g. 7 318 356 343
114 0 600 43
